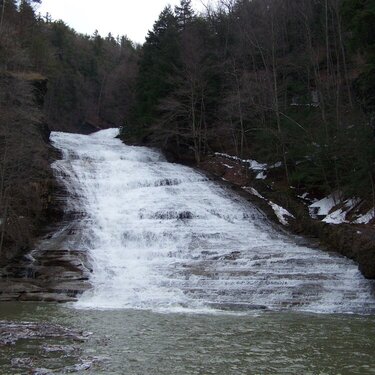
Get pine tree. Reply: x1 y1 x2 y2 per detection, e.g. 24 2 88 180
175 0 194 30
130 6 180 133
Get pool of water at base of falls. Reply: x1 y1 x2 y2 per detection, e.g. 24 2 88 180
0 303 374 375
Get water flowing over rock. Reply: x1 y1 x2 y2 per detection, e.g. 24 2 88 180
48 129 375 314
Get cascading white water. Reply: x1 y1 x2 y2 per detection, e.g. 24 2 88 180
50 129 375 313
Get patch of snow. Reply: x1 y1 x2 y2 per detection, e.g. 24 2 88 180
345 198 361 211
243 186 294 226
215 153 269 175
248 160 267 171
309 194 368 225
309 193 341 218
256 171 267 180
354 209 375 224
243 187 264 199
215 152 241 162
269 162 282 169
322 197 360 224
269 202 295 226
323 208 347 224
222 163 234 169
298 192 309 200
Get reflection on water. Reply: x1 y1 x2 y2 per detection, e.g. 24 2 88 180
0 303 374 374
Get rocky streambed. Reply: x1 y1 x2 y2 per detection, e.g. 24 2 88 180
0 310 104 374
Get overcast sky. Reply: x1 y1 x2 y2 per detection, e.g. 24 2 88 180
37 0 207 44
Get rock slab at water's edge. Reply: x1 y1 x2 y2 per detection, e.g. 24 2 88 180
0 249 91 302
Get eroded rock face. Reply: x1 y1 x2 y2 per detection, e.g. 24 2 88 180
0 72 58 265
0 249 91 302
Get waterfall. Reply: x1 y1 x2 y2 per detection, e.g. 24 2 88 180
49 129 375 314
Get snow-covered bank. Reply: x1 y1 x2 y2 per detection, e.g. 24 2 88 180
213 152 375 226
243 187 295 226
310 195 374 225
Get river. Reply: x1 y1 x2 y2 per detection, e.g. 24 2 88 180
0 129 374 374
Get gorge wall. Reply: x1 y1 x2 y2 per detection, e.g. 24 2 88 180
0 73 60 265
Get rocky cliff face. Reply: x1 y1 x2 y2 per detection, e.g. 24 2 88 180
0 73 60 265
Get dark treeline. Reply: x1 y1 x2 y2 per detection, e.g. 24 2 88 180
125 0 375 203
0 0 138 131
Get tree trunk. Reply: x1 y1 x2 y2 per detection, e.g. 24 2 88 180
97 75 108 118
271 16 289 183
335 2 353 107
0 0 5 35
191 84 200 163
0 198 8 256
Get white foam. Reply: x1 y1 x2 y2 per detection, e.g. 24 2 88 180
49 129 375 314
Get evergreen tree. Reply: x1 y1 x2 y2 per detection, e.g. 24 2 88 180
175 0 194 29
342 0 375 114
130 6 180 135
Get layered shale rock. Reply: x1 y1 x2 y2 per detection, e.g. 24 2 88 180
0 249 91 302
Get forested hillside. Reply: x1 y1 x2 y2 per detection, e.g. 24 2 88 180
124 0 375 204
0 0 138 131
0 0 138 259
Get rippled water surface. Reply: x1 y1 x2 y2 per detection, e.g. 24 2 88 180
0 303 374 374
